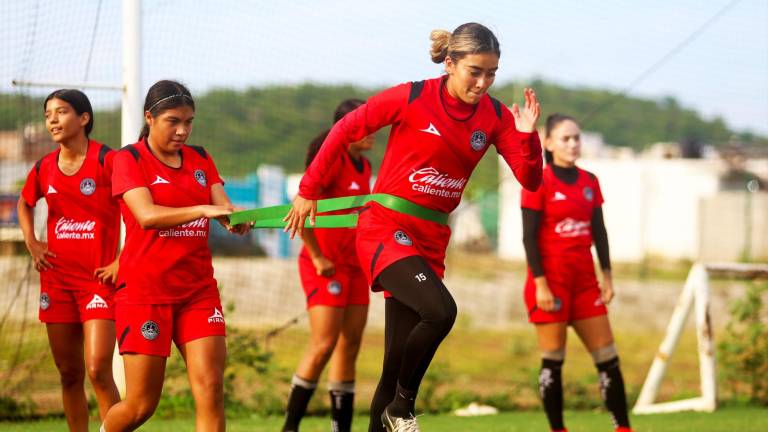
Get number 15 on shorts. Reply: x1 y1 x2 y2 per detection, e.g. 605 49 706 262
415 273 427 282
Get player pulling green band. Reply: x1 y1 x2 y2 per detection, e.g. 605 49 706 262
229 193 450 228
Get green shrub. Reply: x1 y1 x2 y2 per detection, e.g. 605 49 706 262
718 282 768 405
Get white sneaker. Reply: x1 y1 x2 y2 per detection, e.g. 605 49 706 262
381 408 420 432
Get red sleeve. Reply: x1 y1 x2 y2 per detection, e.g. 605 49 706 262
493 106 543 192
207 153 224 186
317 155 345 194
20 165 42 207
592 174 604 208
299 82 409 199
520 176 545 210
112 149 147 197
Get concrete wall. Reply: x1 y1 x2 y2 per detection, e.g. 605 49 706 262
498 157 767 262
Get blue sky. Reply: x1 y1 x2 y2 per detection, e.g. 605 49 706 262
2 0 766 136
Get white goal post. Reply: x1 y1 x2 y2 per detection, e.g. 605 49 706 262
633 262 768 415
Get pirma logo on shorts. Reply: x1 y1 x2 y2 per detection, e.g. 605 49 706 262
40 293 50 310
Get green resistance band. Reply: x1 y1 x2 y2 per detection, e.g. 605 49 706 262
229 193 449 228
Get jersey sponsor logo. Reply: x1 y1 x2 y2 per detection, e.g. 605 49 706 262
46 185 58 195
554 217 591 238
408 167 466 199
419 122 441 137
348 181 360 191
394 230 412 246
80 178 96 196
327 280 342 296
207 307 225 324
40 292 50 310
583 186 594 201
193 169 207 187
55 217 96 240
86 294 109 310
141 320 159 340
552 191 567 201
151 175 170 185
470 130 487 151
158 217 209 238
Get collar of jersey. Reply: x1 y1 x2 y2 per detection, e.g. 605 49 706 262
439 76 479 122
143 138 183 170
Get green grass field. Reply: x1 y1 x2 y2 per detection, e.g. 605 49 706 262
2 406 767 431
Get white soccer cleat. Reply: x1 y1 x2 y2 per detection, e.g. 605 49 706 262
381 408 420 432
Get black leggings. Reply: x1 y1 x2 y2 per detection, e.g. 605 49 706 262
368 256 457 431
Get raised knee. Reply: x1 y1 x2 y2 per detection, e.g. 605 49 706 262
423 303 457 333
86 362 113 387
126 398 159 425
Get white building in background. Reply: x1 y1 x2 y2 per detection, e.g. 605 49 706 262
498 156 768 263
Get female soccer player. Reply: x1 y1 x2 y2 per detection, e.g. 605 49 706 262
285 23 543 432
102 80 248 432
18 89 121 431
521 114 632 432
282 99 374 432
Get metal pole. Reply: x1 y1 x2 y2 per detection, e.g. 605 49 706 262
121 0 142 148
113 0 141 397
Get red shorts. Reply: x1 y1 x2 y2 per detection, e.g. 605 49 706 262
298 254 369 308
525 253 607 323
356 203 449 293
39 283 115 323
115 289 225 357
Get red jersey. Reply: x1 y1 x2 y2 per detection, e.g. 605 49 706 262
299 76 542 213
520 165 604 257
21 141 120 290
300 151 371 268
112 140 223 304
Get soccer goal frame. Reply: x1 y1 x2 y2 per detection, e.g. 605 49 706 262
633 262 768 415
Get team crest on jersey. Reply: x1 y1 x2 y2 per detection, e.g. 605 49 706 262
40 293 50 310
141 320 159 340
583 186 594 201
80 178 96 196
327 280 342 296
193 169 207 187
394 230 412 246
470 130 487 151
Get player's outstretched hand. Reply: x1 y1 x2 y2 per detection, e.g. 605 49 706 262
219 205 252 235
201 204 233 219
511 88 541 133
283 195 317 239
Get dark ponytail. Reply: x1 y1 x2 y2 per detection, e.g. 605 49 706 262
544 113 577 165
44 89 94 136
139 80 195 140
305 98 364 168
